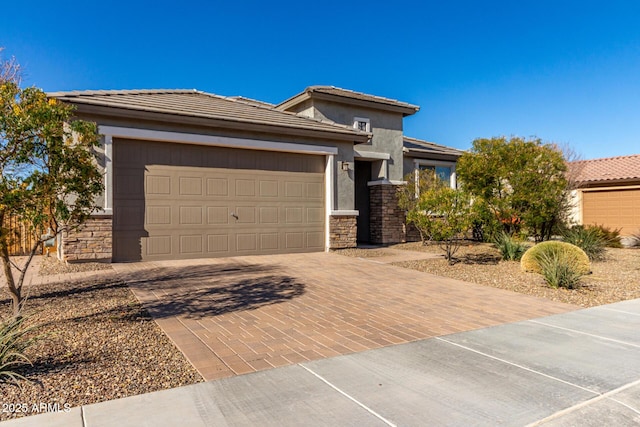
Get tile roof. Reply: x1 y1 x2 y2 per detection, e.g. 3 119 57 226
48 89 370 141
569 154 640 185
277 86 419 115
403 136 464 157
227 96 275 108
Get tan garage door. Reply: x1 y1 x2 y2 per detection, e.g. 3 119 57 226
113 139 325 261
582 188 640 235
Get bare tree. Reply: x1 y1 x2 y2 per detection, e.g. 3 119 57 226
0 47 22 84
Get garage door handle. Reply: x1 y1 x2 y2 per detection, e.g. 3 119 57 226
230 212 239 220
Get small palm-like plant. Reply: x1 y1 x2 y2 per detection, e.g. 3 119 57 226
562 225 607 261
494 232 528 261
0 316 34 385
537 250 584 289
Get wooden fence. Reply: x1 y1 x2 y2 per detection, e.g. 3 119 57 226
2 214 43 256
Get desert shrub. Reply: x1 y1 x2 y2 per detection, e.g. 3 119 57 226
399 170 473 264
587 224 623 248
0 316 34 385
521 241 590 275
537 250 584 289
562 225 607 261
494 232 528 261
457 136 570 243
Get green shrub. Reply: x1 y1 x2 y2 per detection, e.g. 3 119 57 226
494 232 528 261
537 250 584 289
521 241 591 275
588 224 623 248
562 225 607 261
0 317 34 385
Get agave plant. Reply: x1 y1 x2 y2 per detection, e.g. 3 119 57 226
0 316 34 385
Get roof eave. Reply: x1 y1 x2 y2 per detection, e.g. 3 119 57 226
403 149 462 162
576 178 640 188
64 101 371 144
275 91 312 111
277 90 419 116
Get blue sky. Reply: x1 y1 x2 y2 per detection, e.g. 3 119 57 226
2 0 639 160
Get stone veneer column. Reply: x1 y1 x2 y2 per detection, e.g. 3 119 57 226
329 215 357 249
369 182 406 244
60 216 113 262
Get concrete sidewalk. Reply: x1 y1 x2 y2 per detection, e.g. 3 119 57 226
5 298 640 426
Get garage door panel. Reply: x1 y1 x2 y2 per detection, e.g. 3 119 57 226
306 231 325 248
145 235 171 256
146 175 171 195
114 139 325 261
307 182 324 199
285 181 303 198
180 235 203 254
307 207 324 224
259 180 279 197
259 207 279 224
208 207 229 224
582 189 640 235
146 206 171 225
207 234 229 253
259 233 279 250
235 206 256 224
236 233 258 251
179 177 203 196
207 178 229 196
285 207 303 224
285 232 304 249
179 206 203 225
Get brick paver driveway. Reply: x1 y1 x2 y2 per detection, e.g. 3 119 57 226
113 252 577 381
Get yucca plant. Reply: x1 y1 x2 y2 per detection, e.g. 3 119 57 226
494 232 528 261
0 316 34 385
562 225 607 261
537 250 584 289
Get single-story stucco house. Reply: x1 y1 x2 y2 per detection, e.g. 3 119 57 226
569 154 640 236
50 86 462 262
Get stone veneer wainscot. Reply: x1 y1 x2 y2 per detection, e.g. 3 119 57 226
369 182 405 244
60 216 113 262
329 215 357 249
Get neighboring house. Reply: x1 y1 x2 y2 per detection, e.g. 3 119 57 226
50 86 462 262
569 154 640 236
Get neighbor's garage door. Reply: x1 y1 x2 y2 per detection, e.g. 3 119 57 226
113 139 325 262
582 188 640 235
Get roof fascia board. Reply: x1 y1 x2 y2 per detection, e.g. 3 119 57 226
98 126 339 156
276 92 312 111
576 179 640 189
277 90 418 116
309 92 419 116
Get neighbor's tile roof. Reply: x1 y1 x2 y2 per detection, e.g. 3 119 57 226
570 154 640 185
48 89 370 140
403 136 464 157
277 86 419 115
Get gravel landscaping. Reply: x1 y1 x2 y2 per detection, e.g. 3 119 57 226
388 241 640 307
0 263 202 421
38 256 113 276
